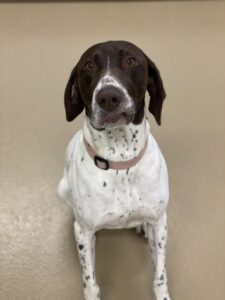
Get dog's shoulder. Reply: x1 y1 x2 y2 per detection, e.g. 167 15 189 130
65 129 83 169
146 131 162 158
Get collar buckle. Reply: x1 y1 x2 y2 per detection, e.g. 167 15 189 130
94 155 109 170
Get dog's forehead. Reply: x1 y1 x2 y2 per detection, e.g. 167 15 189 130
79 41 145 63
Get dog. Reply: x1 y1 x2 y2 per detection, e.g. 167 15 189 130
58 41 171 300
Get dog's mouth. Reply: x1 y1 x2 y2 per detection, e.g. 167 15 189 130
91 108 135 129
103 111 134 124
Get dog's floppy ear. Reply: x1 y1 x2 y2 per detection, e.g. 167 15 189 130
145 56 166 125
64 65 84 122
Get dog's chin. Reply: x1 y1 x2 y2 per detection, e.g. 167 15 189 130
91 111 135 130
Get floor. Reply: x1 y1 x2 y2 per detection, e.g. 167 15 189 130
0 1 225 299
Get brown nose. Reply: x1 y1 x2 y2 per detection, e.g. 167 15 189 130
96 86 123 112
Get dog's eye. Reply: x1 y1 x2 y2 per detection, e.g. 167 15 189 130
126 57 136 67
85 61 94 70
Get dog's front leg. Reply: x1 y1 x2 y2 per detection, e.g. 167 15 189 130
74 221 100 300
147 213 171 300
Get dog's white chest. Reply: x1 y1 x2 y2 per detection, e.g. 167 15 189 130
63 128 169 231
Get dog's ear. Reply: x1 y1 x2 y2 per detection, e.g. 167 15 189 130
145 56 166 125
64 65 84 122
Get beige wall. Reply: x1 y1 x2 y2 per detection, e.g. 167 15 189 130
0 1 225 299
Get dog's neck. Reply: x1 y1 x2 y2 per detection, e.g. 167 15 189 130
83 116 149 161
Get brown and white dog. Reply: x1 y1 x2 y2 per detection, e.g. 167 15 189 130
58 41 171 300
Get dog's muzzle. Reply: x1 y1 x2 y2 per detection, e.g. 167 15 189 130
91 75 135 128
95 85 134 126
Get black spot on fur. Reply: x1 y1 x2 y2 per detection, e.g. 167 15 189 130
81 156 84 161
158 282 163 286
103 181 107 187
126 168 130 175
134 147 137 151
85 275 90 281
79 244 84 250
109 147 115 153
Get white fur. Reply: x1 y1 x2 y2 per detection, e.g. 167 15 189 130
58 115 171 300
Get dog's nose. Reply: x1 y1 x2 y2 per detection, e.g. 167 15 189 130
96 86 123 112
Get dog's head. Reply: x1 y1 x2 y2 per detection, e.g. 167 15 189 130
64 41 166 129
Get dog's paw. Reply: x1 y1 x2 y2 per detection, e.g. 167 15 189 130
153 280 171 300
135 223 148 239
155 296 171 300
84 283 100 300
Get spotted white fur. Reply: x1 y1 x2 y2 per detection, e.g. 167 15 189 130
58 114 171 300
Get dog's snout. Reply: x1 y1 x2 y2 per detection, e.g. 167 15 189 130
96 87 123 112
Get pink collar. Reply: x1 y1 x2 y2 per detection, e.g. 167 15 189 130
83 138 148 170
